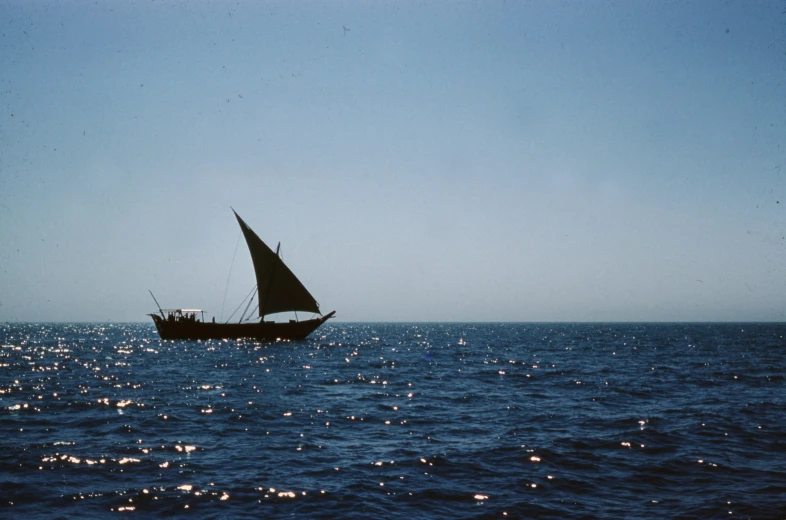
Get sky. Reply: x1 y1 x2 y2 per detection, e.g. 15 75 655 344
0 0 784 322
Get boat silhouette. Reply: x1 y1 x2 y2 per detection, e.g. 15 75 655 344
149 210 334 340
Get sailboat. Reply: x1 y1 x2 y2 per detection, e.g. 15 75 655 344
148 210 335 341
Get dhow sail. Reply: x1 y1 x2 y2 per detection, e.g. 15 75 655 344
233 210 320 318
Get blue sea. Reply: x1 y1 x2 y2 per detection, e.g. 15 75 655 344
1 322 785 519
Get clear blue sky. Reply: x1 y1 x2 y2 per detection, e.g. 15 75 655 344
1 0 784 322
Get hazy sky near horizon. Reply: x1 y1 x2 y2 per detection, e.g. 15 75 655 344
1 0 784 322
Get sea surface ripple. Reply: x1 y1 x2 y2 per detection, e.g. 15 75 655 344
1 322 785 519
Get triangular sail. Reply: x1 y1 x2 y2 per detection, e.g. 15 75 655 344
233 210 320 318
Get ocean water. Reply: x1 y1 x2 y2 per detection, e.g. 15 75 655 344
1 322 784 519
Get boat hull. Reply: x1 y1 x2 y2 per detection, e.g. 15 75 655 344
149 312 334 341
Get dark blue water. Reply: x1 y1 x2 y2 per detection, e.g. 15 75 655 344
1 323 785 519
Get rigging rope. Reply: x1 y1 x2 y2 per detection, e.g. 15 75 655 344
243 302 260 322
225 284 257 324
220 232 243 322
239 292 256 324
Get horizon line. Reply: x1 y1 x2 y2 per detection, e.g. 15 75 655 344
2 320 785 325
